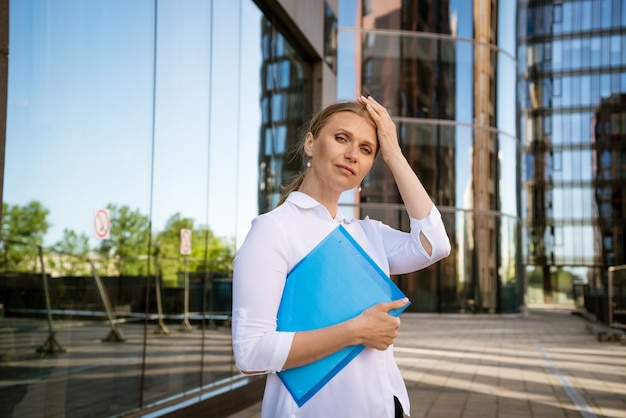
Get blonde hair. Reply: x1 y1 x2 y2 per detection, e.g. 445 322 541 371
277 100 377 206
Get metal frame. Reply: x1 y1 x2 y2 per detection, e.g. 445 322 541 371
606 264 626 342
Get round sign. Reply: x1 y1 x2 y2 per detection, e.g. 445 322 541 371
94 209 111 239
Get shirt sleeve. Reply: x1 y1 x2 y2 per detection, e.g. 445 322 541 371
382 205 451 275
231 215 295 374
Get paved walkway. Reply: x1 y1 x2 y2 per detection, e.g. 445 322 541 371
227 308 626 418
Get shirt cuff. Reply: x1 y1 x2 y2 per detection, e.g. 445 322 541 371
271 331 295 372
409 205 441 231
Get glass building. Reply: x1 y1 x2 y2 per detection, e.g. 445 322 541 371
518 0 626 312
4 0 624 416
338 0 522 313
0 0 336 416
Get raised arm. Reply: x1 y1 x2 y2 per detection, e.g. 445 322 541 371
358 95 436 254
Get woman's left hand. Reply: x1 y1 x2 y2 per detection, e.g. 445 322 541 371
358 95 402 163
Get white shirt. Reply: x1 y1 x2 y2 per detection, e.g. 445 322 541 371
232 192 450 418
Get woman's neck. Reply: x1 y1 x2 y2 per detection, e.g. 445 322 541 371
297 180 340 219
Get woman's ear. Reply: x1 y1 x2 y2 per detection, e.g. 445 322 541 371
304 132 314 157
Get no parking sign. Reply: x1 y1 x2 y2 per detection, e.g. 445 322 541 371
180 229 192 255
94 209 111 240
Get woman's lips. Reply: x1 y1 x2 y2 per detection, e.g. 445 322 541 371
336 164 356 175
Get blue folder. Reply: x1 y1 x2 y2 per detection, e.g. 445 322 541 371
276 225 410 407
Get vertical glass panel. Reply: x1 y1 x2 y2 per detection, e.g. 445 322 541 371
552 113 562 144
601 0 612 28
497 0 516 54
360 32 458 121
451 0 473 39
500 215 521 313
147 0 214 404
4 0 156 415
611 34 622 66
552 39 562 71
582 0 593 31
456 40 473 124
455 126 473 210
258 17 308 214
497 51 517 136
562 1 573 32
571 38 582 68
4 0 267 416
337 29 358 100
499 134 518 218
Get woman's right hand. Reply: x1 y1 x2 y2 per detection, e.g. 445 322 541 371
351 298 409 350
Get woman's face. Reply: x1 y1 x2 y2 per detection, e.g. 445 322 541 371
305 111 377 193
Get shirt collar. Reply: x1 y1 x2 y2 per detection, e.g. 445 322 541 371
286 191 348 223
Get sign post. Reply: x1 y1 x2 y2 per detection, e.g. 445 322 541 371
180 229 193 331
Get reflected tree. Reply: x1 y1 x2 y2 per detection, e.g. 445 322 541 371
97 204 150 276
0 201 50 272
52 229 91 276
154 213 235 286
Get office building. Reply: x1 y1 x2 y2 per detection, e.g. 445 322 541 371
339 0 521 313
518 0 626 312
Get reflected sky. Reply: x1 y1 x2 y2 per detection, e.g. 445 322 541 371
6 0 262 248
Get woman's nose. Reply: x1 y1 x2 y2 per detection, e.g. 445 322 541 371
345 144 358 161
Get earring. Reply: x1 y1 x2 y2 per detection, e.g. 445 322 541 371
306 160 311 168
357 185 362 192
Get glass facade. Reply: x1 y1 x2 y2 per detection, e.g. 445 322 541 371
0 0 324 416
338 0 522 313
518 0 626 310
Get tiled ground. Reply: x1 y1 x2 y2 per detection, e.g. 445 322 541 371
227 308 626 418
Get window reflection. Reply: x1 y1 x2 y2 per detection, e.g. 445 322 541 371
2 0 267 415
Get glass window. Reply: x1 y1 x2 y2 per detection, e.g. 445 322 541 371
2 0 312 416
591 37 601 68
324 2 338 73
553 75 562 98
497 51 516 135
497 0 516 53
554 3 563 23
455 126 473 210
601 0 612 28
562 76 572 105
452 0 473 39
602 35 611 66
582 1 593 31
611 35 622 66
499 134 518 217
562 1 573 32
552 113 563 144
571 38 581 68
601 73 611 98
552 40 562 70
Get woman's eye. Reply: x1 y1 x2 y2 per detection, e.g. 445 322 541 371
336 135 346 142
361 147 372 155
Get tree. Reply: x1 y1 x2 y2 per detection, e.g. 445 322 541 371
0 201 50 271
52 229 91 276
97 204 150 276
154 213 235 286
153 213 195 284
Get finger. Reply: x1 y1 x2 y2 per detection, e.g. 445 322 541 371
381 298 409 312
359 95 381 112
364 96 388 114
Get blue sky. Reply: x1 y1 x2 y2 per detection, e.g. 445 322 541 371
5 0 514 250
6 0 264 248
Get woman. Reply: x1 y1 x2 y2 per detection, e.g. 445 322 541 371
232 96 450 417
